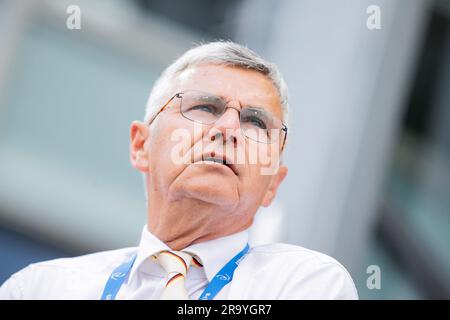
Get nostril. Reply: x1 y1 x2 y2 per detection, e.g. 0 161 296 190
211 136 215 141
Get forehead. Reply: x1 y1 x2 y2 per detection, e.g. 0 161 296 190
172 64 283 119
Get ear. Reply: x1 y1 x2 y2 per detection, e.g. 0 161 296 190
130 120 150 173
261 165 288 207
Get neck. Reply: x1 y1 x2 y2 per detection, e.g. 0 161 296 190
148 223 250 250
146 184 254 250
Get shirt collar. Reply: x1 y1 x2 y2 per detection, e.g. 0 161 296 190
129 225 249 283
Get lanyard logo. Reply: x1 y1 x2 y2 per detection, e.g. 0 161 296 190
111 271 127 280
215 273 231 281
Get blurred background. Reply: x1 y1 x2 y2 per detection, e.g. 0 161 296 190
0 0 449 299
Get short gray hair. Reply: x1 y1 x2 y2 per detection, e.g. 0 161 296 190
144 41 289 128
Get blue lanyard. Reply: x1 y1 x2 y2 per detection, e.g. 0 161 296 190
101 244 250 300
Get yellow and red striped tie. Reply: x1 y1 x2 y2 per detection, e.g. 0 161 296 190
153 250 203 300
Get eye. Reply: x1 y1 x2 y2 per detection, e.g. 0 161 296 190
242 115 267 130
189 104 221 115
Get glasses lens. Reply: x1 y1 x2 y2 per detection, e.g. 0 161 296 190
181 91 225 124
240 108 270 143
180 91 286 145
241 108 286 145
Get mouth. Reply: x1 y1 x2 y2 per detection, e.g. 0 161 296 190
194 153 238 176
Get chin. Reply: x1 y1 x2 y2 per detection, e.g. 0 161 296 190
172 175 239 206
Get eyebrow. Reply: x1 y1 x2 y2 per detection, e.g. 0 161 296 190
241 105 277 119
186 91 277 116
194 94 224 104
242 105 269 112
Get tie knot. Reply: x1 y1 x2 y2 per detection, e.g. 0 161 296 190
154 251 193 276
153 250 204 300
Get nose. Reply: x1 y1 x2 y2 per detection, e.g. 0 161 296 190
206 106 241 146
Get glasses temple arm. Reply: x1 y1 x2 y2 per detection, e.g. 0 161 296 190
147 93 180 126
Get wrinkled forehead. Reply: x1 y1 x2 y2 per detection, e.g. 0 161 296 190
170 64 283 119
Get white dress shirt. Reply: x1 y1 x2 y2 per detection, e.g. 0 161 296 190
0 225 358 299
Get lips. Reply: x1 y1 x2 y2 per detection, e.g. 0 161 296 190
194 152 238 176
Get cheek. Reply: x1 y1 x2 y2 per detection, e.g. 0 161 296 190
242 144 275 193
238 172 271 211
147 125 184 175
243 164 271 195
245 141 274 168
148 121 201 183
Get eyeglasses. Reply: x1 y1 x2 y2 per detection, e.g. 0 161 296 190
148 90 288 150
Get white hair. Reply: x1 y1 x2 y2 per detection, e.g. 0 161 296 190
144 41 289 128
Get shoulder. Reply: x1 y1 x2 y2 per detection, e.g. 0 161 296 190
24 247 136 272
249 242 346 267
241 243 358 299
0 247 136 299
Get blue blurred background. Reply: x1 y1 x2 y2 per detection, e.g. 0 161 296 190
0 0 449 299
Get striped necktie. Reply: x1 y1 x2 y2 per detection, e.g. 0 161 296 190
153 250 203 300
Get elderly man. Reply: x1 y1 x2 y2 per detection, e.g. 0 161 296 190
0 41 357 300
